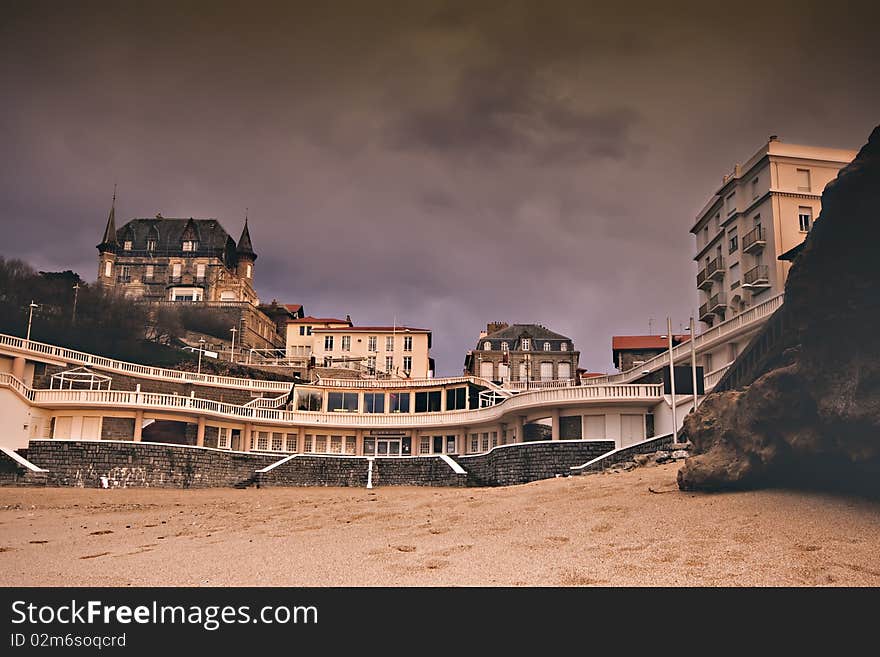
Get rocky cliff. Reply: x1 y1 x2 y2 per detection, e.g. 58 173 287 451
679 125 880 494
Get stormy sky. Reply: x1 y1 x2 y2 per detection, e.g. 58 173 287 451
2 1 878 375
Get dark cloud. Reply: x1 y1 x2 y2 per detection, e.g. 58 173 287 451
1 1 879 374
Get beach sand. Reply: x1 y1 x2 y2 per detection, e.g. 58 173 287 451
1 463 879 586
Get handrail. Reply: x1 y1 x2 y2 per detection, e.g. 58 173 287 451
1 374 663 430
0 333 294 392
586 292 783 386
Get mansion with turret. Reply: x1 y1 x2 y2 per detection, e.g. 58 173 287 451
97 197 258 304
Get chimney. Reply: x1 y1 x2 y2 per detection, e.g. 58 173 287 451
769 134 779 141
486 321 508 335
479 331 488 339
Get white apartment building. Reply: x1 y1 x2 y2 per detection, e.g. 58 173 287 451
311 326 433 379
285 315 352 359
692 136 855 328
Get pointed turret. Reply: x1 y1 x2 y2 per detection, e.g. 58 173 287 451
97 186 118 253
236 213 257 260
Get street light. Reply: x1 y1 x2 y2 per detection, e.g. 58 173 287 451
229 327 237 362
667 317 678 445
197 338 206 374
72 283 80 323
26 301 40 341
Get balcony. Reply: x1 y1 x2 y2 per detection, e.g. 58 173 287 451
709 292 726 313
742 226 766 254
699 301 713 322
696 268 712 290
707 256 725 281
743 264 771 291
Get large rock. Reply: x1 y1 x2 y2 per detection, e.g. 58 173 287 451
679 125 880 494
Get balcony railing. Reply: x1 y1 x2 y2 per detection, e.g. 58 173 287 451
696 268 712 290
743 264 770 289
699 302 713 322
742 226 766 253
707 256 725 280
709 292 726 313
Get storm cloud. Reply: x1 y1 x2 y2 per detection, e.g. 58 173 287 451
1 0 878 373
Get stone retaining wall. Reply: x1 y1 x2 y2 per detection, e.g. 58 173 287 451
26 440 277 488
0 449 47 486
453 440 615 487
255 455 466 487
571 434 678 474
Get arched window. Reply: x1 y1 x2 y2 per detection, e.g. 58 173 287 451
501 342 509 351
560 342 568 352
483 342 491 350
543 342 551 351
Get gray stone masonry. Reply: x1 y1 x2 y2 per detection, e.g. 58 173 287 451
255 455 466 487
101 417 136 440
453 440 615 487
572 434 678 474
0 450 47 487
26 440 278 488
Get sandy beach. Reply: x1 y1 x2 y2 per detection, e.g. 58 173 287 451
1 463 879 587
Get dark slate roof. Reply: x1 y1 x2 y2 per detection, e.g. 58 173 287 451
113 217 236 255
484 323 571 342
236 219 256 258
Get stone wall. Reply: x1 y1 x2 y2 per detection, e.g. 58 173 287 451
26 440 278 488
255 455 466 487
0 449 47 486
572 434 677 474
453 440 615 487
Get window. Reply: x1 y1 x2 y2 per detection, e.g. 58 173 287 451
796 168 811 192
327 391 359 412
147 238 157 251
470 434 479 453
306 326 312 335
752 177 759 199
518 361 528 380
218 427 230 449
703 226 709 245
540 361 553 381
123 240 132 250
364 392 385 413
330 436 342 454
299 326 306 336
481 433 490 452
323 356 332 367
367 356 376 373
403 336 413 352
304 434 313 453
402 356 412 372
172 263 182 279
501 342 509 351
296 391 322 412
117 265 131 282
182 240 197 251
341 335 351 351
324 335 334 351
368 336 377 352
446 436 456 454
256 431 269 451
705 352 713 372
725 193 736 216
714 213 721 231
420 436 431 454
543 342 551 351
245 264 252 278
389 392 410 413
414 390 442 413
145 265 154 279
285 433 298 452
170 287 203 301
344 437 356 455
385 336 394 351
446 387 467 410
558 362 571 380
314 435 327 453
362 438 375 456
483 342 491 350
271 432 283 451
560 342 568 352
521 338 530 351
104 261 112 277
798 207 812 232
385 356 394 372
196 263 206 279
728 230 738 254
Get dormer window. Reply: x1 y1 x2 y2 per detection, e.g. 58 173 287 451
521 338 530 351
561 342 568 351
147 239 157 251
123 240 132 251
182 240 197 252
501 342 509 351
483 342 491 351
543 342 551 351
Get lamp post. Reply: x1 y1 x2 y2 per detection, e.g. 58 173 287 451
667 317 678 445
689 315 699 415
72 283 80 323
26 301 39 341
230 327 237 362
197 338 206 374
